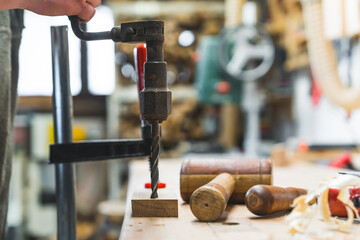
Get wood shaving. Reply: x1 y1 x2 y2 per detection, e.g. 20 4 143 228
287 174 360 236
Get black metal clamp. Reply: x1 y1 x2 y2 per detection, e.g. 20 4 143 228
50 17 166 165
50 139 152 164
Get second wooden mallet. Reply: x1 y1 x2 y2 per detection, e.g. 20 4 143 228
190 173 235 221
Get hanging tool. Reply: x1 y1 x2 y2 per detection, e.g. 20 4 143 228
190 173 235 221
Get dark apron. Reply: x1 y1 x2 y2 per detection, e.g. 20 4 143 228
0 9 24 239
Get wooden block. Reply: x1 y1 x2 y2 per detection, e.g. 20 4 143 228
131 189 178 217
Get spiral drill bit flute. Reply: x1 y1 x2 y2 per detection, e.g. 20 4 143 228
149 121 160 198
139 29 172 199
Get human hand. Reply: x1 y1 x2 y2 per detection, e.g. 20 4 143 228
3 0 101 22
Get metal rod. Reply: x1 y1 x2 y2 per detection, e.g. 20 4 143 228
51 26 77 240
79 23 90 95
68 16 112 41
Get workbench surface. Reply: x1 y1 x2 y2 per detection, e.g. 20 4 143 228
119 158 360 240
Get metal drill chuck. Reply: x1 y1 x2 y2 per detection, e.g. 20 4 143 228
139 62 172 122
139 59 170 198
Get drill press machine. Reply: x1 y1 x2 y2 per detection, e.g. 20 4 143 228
49 17 171 240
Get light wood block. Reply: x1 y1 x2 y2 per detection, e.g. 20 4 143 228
131 189 178 217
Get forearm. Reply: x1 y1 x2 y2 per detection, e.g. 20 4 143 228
0 0 100 22
0 0 27 10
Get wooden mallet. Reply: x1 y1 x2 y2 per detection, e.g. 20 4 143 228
245 185 307 216
190 173 235 221
180 158 272 221
180 158 272 203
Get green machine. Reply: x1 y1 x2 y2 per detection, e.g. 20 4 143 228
195 36 242 104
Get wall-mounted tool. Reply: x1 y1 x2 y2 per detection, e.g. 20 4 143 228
180 158 272 203
245 185 307 216
50 16 171 240
190 173 235 221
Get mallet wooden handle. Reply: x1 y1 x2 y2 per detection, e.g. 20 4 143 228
190 173 235 221
245 185 307 216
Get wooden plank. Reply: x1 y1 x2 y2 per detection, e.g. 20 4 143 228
120 159 360 240
131 189 178 217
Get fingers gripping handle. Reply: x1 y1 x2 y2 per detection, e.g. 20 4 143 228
68 16 115 41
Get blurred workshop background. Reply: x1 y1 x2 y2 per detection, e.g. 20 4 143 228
6 0 360 239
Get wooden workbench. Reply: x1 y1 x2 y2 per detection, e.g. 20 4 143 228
119 158 360 240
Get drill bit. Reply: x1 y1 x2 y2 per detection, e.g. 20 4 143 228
149 120 160 198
